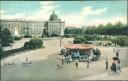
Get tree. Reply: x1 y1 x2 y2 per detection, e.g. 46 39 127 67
51 33 59 37
2 28 11 37
64 28 85 35
116 36 128 46
24 35 32 38
86 21 127 35
1 28 13 46
111 38 118 46
73 36 87 44
0 26 2 37
111 36 128 46
0 45 3 58
24 37 43 49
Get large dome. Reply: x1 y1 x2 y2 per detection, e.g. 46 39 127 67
49 11 59 21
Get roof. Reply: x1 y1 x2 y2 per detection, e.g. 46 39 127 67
0 19 44 23
65 44 93 50
49 11 59 21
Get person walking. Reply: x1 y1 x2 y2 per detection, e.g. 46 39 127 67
111 62 117 75
56 64 61 70
111 63 115 71
87 58 90 69
62 58 64 66
105 58 109 70
75 61 78 68
116 50 119 58
26 57 28 62
117 59 121 73
87 61 90 69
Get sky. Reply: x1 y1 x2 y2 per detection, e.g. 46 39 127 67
0 1 127 27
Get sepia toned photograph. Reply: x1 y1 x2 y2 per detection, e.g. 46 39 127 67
0 0 128 81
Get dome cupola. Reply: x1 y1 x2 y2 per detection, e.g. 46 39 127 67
49 11 59 21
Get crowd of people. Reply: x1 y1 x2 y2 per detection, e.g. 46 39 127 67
58 49 122 76
110 50 121 75
57 49 95 69
60 48 100 62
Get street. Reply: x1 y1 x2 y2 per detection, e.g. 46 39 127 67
1 38 128 81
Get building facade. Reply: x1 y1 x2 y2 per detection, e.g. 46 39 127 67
0 11 65 37
44 11 65 36
0 19 44 36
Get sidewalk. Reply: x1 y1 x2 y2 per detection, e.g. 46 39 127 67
79 67 128 80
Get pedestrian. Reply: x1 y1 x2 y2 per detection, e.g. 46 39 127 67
117 60 121 73
56 64 61 70
87 58 90 69
117 57 120 64
116 50 119 58
105 58 109 70
62 58 64 66
87 56 91 69
66 57 69 64
26 57 28 62
111 62 117 75
87 61 90 69
75 61 78 68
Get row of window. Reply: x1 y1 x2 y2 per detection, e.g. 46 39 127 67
1 23 44 28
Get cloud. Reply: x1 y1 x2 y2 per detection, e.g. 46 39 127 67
61 6 108 27
61 6 127 27
0 10 6 14
61 12 127 27
1 12 26 20
1 2 60 21
61 13 86 27
81 6 108 16
84 16 127 26
0 3 126 27
29 1 60 20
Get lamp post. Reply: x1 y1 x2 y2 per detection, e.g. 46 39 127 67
60 28 64 47
60 36 62 47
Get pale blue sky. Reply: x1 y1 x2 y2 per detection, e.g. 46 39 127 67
0 1 127 27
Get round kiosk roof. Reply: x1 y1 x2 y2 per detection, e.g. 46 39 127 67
65 44 93 50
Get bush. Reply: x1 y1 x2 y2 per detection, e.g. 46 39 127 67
2 28 11 36
51 34 60 37
1 36 13 46
84 35 93 41
111 36 128 46
24 37 43 49
1 28 13 47
64 34 82 38
63 34 71 38
117 36 128 46
14 36 22 41
84 35 99 41
41 34 45 38
73 36 87 44
24 35 32 38
24 42 30 49
0 45 3 58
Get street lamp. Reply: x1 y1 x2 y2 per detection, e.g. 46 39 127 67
60 28 64 47
60 37 62 47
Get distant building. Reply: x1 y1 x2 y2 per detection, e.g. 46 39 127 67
65 27 76 30
44 11 65 36
0 19 44 36
0 11 65 37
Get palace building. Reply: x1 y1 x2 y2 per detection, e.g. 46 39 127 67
0 11 65 37
44 11 65 36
